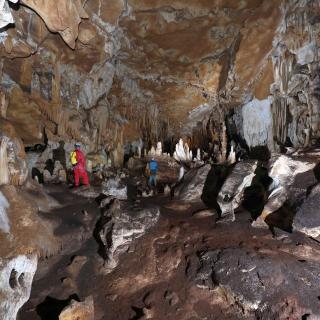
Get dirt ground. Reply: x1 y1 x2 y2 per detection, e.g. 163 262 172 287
18 185 320 320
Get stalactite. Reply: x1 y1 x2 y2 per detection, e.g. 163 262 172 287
32 94 83 142
0 137 9 186
272 96 288 144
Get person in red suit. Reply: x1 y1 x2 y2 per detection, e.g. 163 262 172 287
70 143 89 187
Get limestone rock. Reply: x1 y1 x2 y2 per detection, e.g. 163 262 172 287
59 296 94 320
217 160 258 221
259 155 316 222
190 247 320 317
0 0 17 29
0 254 37 320
173 139 192 162
175 164 211 202
21 0 88 48
293 184 320 239
94 199 160 271
102 177 127 200
0 121 28 186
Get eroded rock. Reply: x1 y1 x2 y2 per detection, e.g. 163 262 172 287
175 164 211 202
58 296 94 320
294 184 320 239
0 254 37 320
95 199 160 271
217 160 258 221
190 247 320 318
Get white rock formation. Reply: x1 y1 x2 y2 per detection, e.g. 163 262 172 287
242 98 274 151
0 191 10 233
102 177 127 200
173 139 192 162
155 142 162 157
0 0 18 29
164 184 171 196
0 254 38 320
196 148 201 161
178 165 185 182
137 146 142 158
227 144 236 165
148 146 156 157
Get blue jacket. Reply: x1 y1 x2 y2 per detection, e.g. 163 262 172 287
149 160 158 173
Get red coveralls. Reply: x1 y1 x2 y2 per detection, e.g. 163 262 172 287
74 149 89 186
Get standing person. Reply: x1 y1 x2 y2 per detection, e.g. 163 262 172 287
70 143 89 187
148 157 158 189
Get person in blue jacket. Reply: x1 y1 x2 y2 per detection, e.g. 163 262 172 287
148 157 158 188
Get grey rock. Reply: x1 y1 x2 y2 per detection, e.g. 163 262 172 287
294 184 320 238
217 160 257 221
95 200 160 271
190 247 320 317
0 254 37 320
175 164 211 202
102 177 127 200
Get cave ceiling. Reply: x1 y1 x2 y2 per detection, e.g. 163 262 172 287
0 0 299 149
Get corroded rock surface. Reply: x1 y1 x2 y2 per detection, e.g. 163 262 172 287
95 198 160 271
190 246 320 318
175 164 211 202
58 296 94 320
0 254 37 320
217 160 258 221
294 184 320 239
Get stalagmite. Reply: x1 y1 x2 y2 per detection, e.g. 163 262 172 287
227 144 236 165
196 148 201 161
173 139 192 162
0 191 10 233
0 92 8 119
149 146 156 157
304 128 311 147
164 184 171 196
155 142 162 157
0 137 9 186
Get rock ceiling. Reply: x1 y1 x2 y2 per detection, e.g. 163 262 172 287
1 0 320 159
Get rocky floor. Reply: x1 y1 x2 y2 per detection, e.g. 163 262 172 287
18 185 320 320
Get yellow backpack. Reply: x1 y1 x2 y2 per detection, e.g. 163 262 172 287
70 151 77 165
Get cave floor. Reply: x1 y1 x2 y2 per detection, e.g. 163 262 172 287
18 185 320 320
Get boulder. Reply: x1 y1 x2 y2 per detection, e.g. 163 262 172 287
175 164 211 202
59 296 94 320
94 199 160 271
0 254 37 320
217 160 258 221
293 184 320 239
253 155 317 228
190 247 320 318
